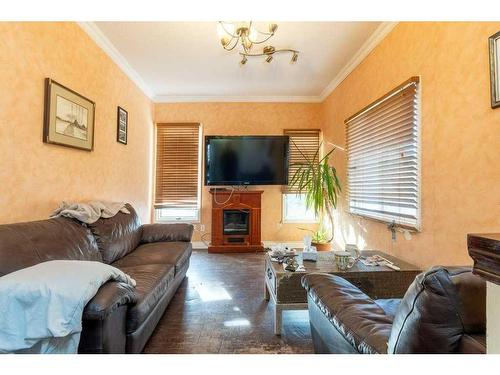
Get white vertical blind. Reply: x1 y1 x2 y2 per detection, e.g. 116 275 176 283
345 77 420 229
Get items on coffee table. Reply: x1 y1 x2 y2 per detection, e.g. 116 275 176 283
302 246 318 262
282 257 305 272
345 243 361 259
302 234 318 262
334 251 356 270
268 244 297 263
359 254 401 271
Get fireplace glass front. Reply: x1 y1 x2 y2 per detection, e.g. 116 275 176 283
223 209 250 235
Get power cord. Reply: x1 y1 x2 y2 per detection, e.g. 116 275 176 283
213 186 235 205
201 232 211 247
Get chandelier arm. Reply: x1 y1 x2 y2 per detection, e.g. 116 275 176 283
247 32 275 45
222 37 239 51
240 52 272 58
241 39 252 54
218 21 240 39
240 49 299 58
273 49 299 53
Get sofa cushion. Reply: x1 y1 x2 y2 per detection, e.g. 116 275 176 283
113 242 192 275
88 204 142 264
115 264 175 333
0 217 101 277
387 267 486 354
302 273 393 354
141 223 194 243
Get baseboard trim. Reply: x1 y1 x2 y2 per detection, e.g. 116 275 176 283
192 240 304 250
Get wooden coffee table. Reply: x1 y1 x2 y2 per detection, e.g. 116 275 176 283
264 250 420 335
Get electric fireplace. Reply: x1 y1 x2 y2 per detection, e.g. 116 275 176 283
208 189 264 253
223 209 250 235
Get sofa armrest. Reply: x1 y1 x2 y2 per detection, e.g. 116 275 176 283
141 223 194 243
79 281 137 353
302 273 393 354
83 281 137 320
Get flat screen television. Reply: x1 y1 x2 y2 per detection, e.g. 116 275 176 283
204 136 289 185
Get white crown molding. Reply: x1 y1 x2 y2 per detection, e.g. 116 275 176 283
154 94 323 103
78 21 396 104
319 22 398 101
78 22 154 100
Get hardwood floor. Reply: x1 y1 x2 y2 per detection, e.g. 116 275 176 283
143 250 314 354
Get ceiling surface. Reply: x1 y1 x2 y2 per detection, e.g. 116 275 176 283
89 22 388 101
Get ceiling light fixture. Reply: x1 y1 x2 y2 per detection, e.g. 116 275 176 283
217 21 299 65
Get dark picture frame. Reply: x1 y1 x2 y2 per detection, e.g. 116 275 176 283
489 31 500 109
117 106 128 144
43 78 95 151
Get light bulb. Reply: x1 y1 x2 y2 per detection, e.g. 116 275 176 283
249 25 258 41
217 22 225 39
217 22 235 39
269 23 278 34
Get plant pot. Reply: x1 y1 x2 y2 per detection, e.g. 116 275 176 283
312 242 331 252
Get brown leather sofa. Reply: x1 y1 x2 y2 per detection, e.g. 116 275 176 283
302 267 486 354
0 204 193 354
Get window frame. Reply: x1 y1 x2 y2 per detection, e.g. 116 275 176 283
282 193 319 224
345 77 421 231
153 123 203 224
154 207 200 223
281 129 322 224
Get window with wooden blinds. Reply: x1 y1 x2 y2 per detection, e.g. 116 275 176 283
345 77 420 229
283 129 321 193
155 123 201 214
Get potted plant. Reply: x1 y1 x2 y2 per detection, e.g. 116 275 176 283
298 227 331 251
290 144 341 251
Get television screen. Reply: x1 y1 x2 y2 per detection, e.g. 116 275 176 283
205 136 289 185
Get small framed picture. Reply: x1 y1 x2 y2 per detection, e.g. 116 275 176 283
43 78 95 151
489 31 500 108
117 106 128 144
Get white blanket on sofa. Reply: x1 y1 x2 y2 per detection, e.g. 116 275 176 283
0 260 135 354
50 201 130 224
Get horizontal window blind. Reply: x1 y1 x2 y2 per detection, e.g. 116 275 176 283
155 123 201 209
283 129 321 193
345 77 420 229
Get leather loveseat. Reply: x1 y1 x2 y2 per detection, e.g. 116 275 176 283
0 204 193 354
302 266 486 354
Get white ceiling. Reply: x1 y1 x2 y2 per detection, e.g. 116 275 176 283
81 22 395 102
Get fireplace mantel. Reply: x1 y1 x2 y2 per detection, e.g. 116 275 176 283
208 189 264 253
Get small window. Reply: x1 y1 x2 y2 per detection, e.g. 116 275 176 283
155 207 199 223
282 129 321 223
283 194 318 223
345 77 420 229
154 123 202 223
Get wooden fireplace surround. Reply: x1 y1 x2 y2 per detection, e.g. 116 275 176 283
208 189 264 253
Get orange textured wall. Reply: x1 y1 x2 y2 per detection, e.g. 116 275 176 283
154 102 322 242
0 22 154 224
321 22 500 268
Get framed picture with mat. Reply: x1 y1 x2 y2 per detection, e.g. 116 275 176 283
43 78 95 151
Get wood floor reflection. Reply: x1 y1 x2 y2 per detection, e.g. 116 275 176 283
143 250 313 354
